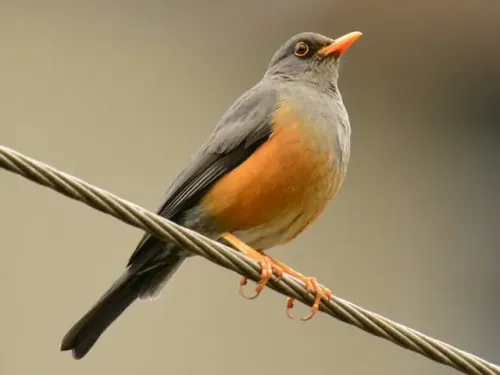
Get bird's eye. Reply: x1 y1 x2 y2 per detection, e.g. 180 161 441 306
294 42 309 57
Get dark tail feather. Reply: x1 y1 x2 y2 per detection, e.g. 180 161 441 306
61 269 145 359
61 241 185 359
138 258 185 300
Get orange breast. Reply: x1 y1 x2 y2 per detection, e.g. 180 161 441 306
201 103 343 237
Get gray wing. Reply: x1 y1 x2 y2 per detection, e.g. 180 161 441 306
127 84 278 267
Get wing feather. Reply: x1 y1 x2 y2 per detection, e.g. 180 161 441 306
127 84 278 266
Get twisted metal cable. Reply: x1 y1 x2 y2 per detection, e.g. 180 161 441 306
0 144 498 375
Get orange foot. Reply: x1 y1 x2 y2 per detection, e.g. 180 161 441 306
268 256 332 321
221 233 332 321
221 232 284 299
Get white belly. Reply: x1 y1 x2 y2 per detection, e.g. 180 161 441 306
233 211 309 250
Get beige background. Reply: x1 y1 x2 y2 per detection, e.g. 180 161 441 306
1 1 499 374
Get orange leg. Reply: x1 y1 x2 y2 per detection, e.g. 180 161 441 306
221 232 331 321
221 232 283 299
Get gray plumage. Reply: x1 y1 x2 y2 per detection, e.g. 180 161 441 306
61 82 278 360
60 31 358 359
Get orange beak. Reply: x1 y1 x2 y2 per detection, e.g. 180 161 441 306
318 31 362 57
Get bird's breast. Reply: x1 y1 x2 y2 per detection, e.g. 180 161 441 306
201 100 349 250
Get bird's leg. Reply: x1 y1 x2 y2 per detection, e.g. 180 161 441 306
262 255 332 321
221 232 283 299
221 233 330 321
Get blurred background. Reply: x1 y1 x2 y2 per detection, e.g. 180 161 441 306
1 1 499 374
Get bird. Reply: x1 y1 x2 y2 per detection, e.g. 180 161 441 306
61 30 362 359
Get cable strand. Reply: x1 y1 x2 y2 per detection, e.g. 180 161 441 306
0 145 498 375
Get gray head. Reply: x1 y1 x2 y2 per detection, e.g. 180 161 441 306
265 31 362 91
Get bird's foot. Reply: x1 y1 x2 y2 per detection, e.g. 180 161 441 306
221 232 331 320
262 256 331 321
284 275 331 321
221 232 283 299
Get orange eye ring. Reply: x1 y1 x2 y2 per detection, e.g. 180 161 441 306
294 42 309 57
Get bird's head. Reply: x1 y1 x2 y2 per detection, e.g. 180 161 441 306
265 31 362 91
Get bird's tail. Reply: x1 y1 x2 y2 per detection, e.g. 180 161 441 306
61 257 183 359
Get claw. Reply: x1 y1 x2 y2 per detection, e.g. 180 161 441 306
285 297 295 319
285 277 332 321
239 256 283 299
239 277 256 299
